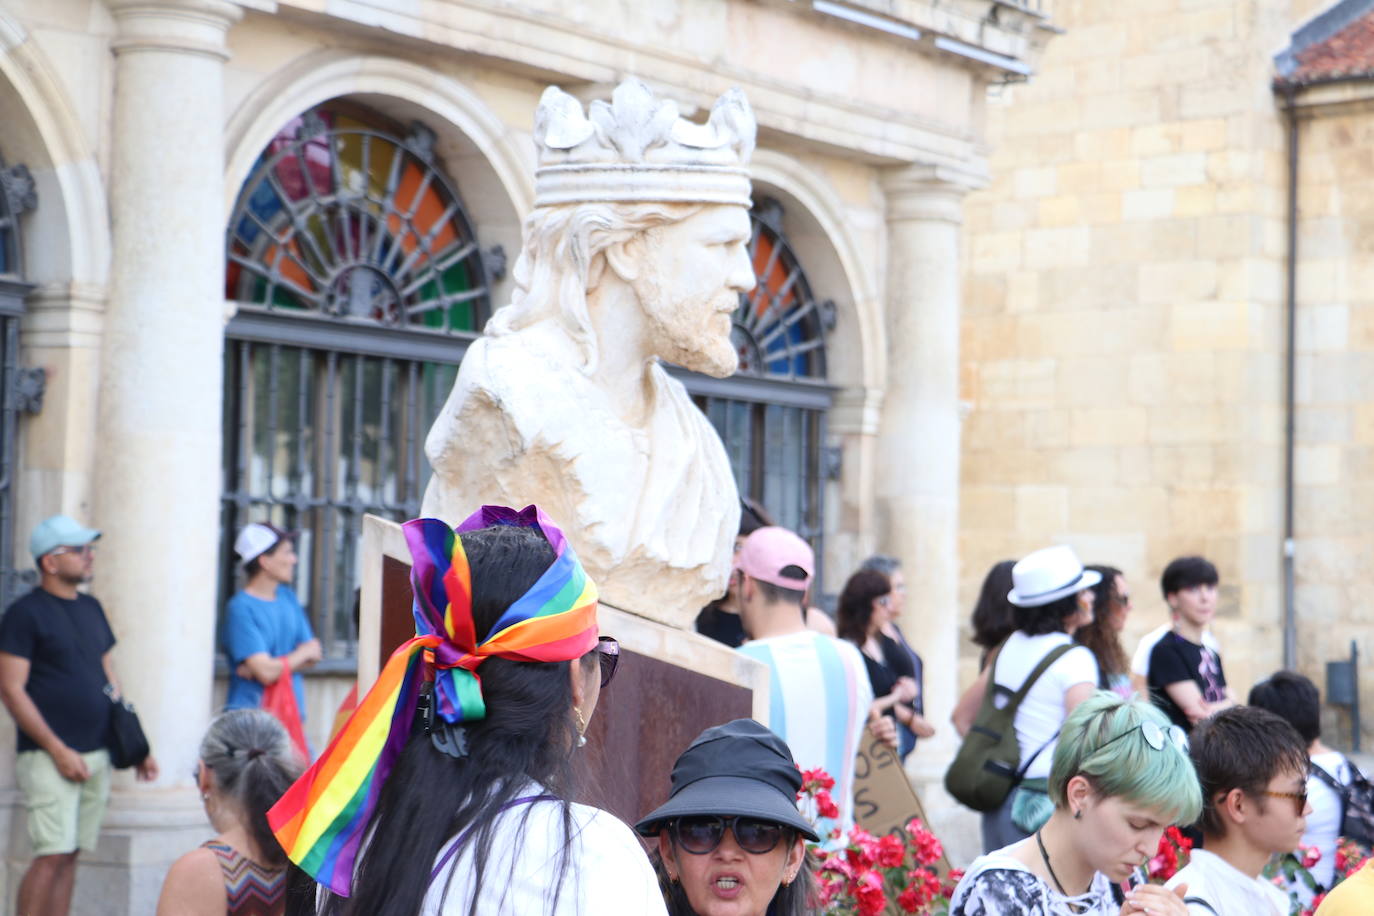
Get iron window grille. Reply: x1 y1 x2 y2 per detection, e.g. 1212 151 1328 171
678 197 834 592
1 155 39 614
221 103 492 660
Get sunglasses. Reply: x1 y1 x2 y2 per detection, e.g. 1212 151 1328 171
597 636 619 688
50 544 96 557
672 815 787 855
1261 789 1308 817
1098 720 1189 755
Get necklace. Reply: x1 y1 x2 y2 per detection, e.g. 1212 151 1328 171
1035 829 1070 896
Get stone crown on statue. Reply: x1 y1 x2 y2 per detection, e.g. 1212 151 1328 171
533 78 756 208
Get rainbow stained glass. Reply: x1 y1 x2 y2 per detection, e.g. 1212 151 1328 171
732 198 830 380
225 107 490 334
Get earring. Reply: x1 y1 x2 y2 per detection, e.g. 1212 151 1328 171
782 873 794 888
1073 809 1082 820
574 708 588 748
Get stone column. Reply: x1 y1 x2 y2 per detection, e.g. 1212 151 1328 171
87 1 239 911
877 163 982 858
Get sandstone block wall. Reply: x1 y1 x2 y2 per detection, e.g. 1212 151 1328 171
960 0 1373 747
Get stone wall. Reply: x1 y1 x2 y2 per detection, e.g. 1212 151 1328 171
1291 100 1374 746
960 0 1374 749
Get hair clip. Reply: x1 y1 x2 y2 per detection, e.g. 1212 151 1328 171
431 721 470 759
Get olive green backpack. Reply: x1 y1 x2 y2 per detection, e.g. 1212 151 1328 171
944 641 1075 812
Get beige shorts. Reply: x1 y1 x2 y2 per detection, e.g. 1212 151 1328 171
15 748 111 856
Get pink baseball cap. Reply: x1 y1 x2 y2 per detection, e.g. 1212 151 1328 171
736 526 813 589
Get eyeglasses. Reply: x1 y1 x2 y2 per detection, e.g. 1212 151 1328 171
597 636 619 688
1097 720 1189 755
672 815 787 855
1261 789 1308 817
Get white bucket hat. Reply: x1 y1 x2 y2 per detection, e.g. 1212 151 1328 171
1007 545 1101 608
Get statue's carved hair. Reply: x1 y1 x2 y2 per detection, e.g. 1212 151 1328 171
485 202 703 373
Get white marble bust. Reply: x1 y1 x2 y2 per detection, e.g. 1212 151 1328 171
422 79 755 625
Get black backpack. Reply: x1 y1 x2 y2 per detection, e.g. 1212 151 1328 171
944 641 1075 812
1311 756 1374 848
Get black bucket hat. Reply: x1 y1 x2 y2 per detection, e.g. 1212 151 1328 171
633 718 820 842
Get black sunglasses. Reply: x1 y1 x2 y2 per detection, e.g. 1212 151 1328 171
597 636 620 688
672 815 787 855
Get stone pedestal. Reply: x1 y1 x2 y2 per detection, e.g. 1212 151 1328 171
878 164 983 864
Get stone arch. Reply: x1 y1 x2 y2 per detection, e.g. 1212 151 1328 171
0 9 110 289
224 50 529 304
750 149 884 406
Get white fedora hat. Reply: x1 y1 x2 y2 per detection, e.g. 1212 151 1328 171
1007 545 1101 608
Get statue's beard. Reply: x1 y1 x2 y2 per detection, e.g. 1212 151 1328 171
645 291 740 378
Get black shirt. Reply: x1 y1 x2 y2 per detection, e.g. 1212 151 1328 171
695 605 746 649
0 588 116 752
1147 630 1227 732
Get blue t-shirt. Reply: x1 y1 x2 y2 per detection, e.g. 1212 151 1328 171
222 585 314 716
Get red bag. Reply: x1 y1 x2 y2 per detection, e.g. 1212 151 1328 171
261 657 309 761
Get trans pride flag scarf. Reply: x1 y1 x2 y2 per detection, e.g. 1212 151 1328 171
267 505 599 896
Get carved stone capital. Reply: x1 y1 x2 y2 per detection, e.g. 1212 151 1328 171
0 163 37 217
881 163 988 224
106 0 242 60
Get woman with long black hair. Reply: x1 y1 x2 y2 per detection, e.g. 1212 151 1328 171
270 505 665 915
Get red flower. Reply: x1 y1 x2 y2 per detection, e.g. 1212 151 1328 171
802 767 835 792
814 789 840 821
853 872 888 916
876 833 906 868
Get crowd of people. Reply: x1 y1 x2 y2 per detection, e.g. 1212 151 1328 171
0 508 1369 916
946 545 1370 916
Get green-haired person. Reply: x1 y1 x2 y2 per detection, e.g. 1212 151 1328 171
950 693 1203 916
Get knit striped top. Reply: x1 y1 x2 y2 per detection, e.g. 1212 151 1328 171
201 841 285 916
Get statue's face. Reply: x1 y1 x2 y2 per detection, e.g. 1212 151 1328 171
632 205 755 378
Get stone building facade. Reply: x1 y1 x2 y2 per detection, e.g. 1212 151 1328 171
960 0 1374 749
0 0 1052 908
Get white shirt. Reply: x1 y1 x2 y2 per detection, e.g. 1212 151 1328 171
421 795 666 915
1130 622 1220 677
1166 849 1289 916
737 631 873 838
950 850 1116 916
1300 751 1353 892
992 631 1099 781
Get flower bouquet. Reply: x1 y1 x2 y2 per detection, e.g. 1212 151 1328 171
799 768 963 915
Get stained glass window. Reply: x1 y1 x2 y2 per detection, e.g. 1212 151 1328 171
221 102 490 659
226 104 491 333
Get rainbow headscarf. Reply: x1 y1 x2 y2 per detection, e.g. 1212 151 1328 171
266 505 599 896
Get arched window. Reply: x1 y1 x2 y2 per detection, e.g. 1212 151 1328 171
0 155 38 611
221 102 498 658
680 197 834 586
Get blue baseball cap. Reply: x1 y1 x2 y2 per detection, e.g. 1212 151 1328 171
30 515 101 560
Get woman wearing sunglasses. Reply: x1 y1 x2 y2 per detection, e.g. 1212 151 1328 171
636 719 817 916
267 505 663 915
951 693 1202 916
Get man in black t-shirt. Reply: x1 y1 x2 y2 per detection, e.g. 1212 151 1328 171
1147 555 1236 732
0 515 158 916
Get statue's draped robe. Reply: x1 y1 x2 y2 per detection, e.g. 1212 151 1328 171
423 325 739 624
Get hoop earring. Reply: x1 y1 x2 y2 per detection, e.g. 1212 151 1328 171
574 707 588 748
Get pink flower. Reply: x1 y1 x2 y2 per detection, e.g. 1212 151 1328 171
1299 844 1322 870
